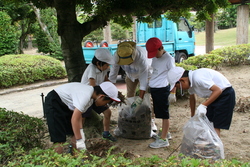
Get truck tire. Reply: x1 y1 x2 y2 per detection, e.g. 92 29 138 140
176 52 187 63
100 40 108 47
84 40 94 47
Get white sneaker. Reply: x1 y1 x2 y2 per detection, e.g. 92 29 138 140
151 119 157 132
149 138 169 148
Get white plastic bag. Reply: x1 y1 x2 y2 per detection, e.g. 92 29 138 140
114 93 152 139
180 114 224 160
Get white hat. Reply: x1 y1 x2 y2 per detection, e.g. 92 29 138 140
167 67 185 91
99 81 121 102
95 48 115 64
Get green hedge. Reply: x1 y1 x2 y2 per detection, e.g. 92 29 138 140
0 108 47 165
0 54 66 88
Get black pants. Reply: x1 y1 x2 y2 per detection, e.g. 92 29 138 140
44 90 73 143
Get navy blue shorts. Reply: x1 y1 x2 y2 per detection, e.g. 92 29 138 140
44 90 73 143
82 103 109 117
150 85 170 119
206 87 235 130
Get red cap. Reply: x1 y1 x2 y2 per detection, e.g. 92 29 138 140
146 37 162 58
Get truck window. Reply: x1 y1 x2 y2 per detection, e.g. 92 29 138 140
147 19 162 28
177 19 190 32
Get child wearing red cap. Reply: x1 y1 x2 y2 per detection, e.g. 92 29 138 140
146 37 176 148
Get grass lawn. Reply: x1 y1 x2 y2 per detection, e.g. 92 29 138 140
195 25 250 46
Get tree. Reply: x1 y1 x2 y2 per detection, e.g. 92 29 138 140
0 2 37 54
0 11 19 56
6 0 227 82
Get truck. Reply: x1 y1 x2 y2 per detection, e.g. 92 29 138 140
82 16 195 75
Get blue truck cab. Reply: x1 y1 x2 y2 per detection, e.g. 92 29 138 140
83 16 195 64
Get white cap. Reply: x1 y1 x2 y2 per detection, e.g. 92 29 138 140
99 81 121 102
95 48 115 64
167 67 185 91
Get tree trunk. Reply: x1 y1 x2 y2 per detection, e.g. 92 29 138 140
103 22 112 44
236 5 249 44
54 0 86 82
205 14 214 53
31 3 55 43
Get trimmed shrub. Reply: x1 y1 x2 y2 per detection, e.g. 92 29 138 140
0 54 66 88
0 107 47 165
181 54 224 69
210 44 250 66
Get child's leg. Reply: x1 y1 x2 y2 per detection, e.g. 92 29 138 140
214 128 221 137
102 109 111 132
53 142 64 154
160 119 169 140
125 77 139 97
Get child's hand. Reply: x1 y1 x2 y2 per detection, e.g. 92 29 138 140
76 139 86 150
168 93 176 103
131 97 143 110
196 104 207 116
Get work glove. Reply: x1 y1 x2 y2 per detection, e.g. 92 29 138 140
131 97 143 111
76 129 86 150
196 104 207 117
76 139 86 150
168 93 176 104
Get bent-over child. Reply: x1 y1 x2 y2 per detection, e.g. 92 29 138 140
167 66 235 137
44 81 120 154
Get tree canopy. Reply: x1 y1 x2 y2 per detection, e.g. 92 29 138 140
3 0 230 81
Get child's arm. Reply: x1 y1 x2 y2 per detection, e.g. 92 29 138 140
202 85 222 106
71 108 83 140
89 78 96 86
190 94 196 117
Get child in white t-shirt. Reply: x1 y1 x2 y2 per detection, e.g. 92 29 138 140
167 66 235 137
81 48 117 141
146 37 176 148
45 81 120 154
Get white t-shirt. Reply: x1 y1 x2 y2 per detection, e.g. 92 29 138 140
188 68 232 98
109 46 151 91
81 63 109 85
54 82 94 113
149 52 175 88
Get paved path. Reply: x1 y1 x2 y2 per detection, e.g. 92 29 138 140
0 77 126 118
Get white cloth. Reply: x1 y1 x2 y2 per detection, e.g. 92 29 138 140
109 46 151 91
54 83 94 113
149 52 175 88
188 68 232 98
81 63 109 85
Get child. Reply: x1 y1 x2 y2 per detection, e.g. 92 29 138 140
81 48 117 141
145 37 176 148
167 66 235 137
44 81 120 154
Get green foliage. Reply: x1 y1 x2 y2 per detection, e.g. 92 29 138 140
210 44 250 66
216 5 237 29
182 54 224 69
33 8 63 60
0 107 47 165
0 54 66 88
5 147 250 167
176 62 198 71
0 11 19 56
